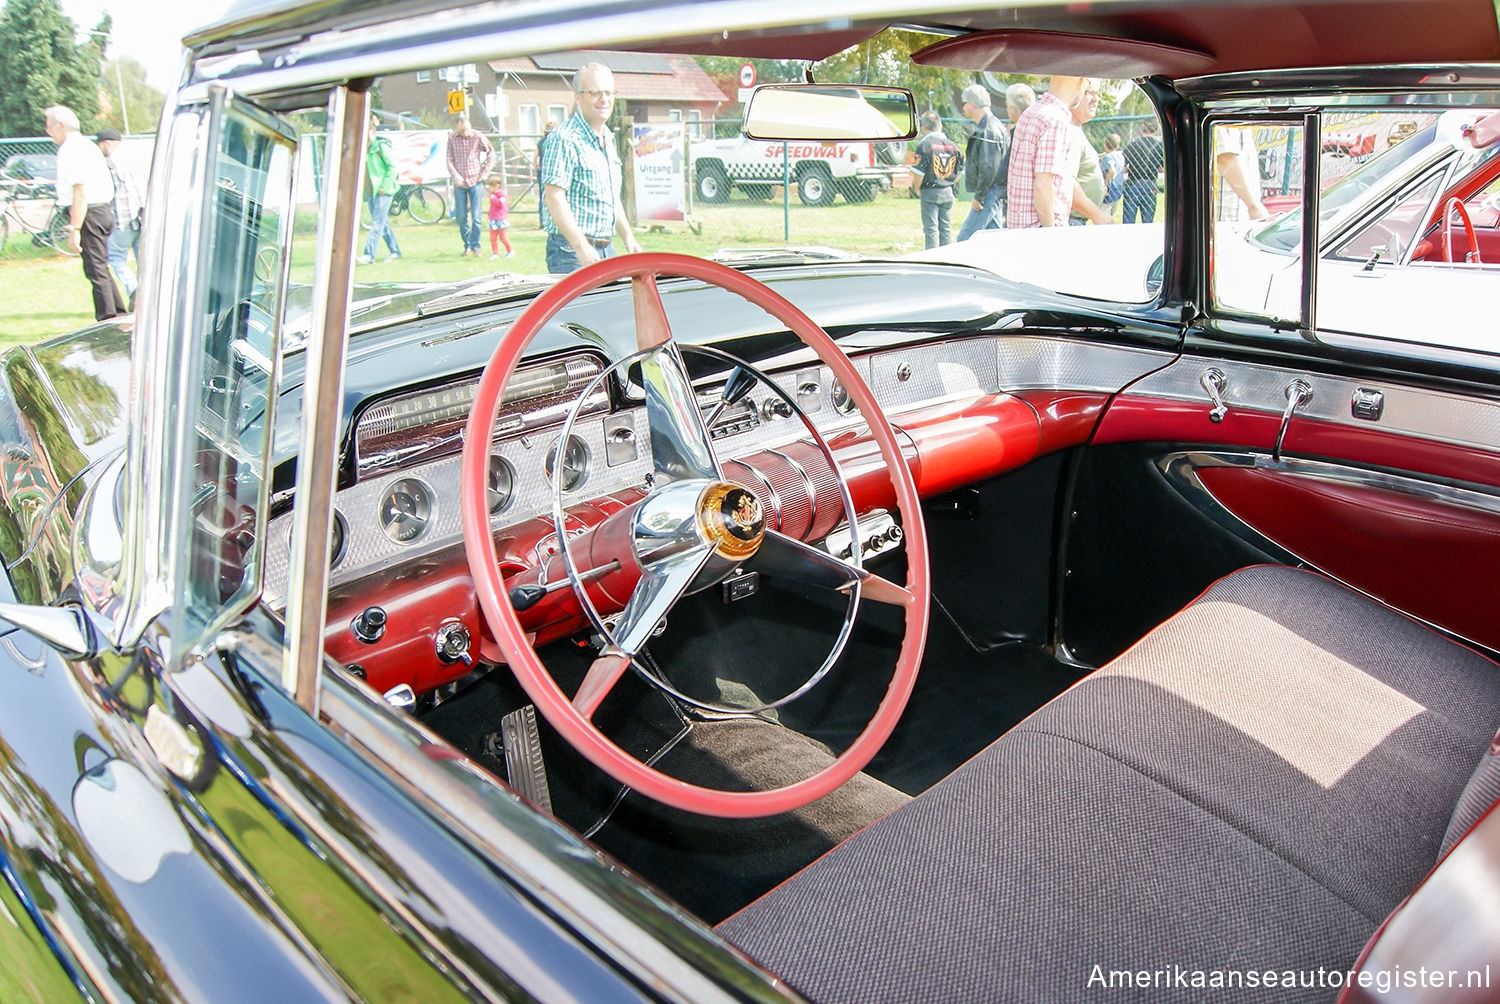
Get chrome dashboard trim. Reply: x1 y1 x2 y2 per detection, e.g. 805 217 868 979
1129 357 1500 451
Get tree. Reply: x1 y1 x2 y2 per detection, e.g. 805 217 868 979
0 0 106 136
96 58 165 135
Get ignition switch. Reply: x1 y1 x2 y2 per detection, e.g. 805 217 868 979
435 621 473 666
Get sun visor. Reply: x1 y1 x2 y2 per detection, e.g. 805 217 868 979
612 24 888 62
912 29 1215 78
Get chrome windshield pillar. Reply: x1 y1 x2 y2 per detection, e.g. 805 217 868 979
282 86 370 713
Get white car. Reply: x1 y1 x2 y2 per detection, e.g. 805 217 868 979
916 109 1500 352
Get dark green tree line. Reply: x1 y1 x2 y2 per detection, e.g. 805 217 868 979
0 0 108 136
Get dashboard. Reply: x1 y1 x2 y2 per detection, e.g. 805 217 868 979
274 333 1169 697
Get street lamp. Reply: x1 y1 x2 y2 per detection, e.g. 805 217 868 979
78 29 130 134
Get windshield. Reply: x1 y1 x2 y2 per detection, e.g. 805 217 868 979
261 30 1167 329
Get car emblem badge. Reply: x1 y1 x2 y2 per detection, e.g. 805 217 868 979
698 483 766 559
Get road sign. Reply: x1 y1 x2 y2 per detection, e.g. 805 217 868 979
447 89 467 114
739 62 756 88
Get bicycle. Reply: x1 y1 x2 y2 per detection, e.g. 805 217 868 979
360 181 448 228
0 182 76 256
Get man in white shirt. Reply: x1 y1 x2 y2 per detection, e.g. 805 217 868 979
1213 123 1269 223
45 105 127 320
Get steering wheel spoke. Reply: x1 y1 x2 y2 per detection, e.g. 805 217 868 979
750 529 862 591
639 344 721 484
750 530 914 608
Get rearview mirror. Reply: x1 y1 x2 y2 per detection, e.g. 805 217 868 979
743 84 917 141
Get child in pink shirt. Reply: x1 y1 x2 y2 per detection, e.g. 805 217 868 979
487 176 514 258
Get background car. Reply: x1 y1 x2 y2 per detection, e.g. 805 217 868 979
915 107 1500 349
0 1 1497 1001
0 152 57 185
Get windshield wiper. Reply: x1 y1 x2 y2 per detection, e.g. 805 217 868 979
416 274 558 317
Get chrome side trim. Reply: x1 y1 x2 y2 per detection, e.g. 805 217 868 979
1129 357 1500 451
1161 450 1500 521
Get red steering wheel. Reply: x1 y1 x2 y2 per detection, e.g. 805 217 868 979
460 252 930 818
1442 196 1483 264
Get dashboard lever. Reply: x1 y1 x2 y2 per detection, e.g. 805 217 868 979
510 560 621 612
721 367 757 406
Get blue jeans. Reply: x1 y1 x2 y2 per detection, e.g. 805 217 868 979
919 193 954 248
956 186 1004 241
363 193 400 259
1122 180 1157 224
107 224 139 298
453 182 484 252
545 232 614 274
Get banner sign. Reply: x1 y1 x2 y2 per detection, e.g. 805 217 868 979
632 122 686 222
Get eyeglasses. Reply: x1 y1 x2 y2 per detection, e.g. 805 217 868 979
578 89 614 99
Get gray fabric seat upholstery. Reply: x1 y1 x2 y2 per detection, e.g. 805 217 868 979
718 566 1500 1003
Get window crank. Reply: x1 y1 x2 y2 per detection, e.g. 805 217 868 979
1200 367 1228 423
1274 379 1313 462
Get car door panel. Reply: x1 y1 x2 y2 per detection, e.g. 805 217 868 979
1084 357 1500 653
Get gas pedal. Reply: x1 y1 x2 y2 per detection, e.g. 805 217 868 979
496 704 553 814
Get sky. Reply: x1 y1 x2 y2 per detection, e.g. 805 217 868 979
62 0 232 92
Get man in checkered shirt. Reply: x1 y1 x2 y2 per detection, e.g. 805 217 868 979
540 62 642 273
1006 76 1085 228
447 113 494 257
96 128 147 305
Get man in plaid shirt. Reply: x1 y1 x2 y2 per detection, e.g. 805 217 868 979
96 128 146 304
540 62 642 273
447 113 494 256
1006 76 1084 228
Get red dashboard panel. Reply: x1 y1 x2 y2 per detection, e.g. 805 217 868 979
324 392 1056 692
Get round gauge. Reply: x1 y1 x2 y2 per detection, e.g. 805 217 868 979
487 454 516 514
328 509 349 567
286 509 350 567
545 435 590 493
379 477 434 544
830 378 858 415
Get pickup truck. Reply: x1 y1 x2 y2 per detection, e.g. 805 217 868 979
690 135 906 205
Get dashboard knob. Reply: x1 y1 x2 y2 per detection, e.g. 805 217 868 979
352 606 387 644
762 397 794 420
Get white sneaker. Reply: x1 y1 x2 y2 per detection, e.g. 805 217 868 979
506 251 515 258
490 253 500 259
357 254 374 264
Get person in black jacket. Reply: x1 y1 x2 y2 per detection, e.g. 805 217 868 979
955 83 1009 240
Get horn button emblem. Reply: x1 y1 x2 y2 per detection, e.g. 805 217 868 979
698 483 766 559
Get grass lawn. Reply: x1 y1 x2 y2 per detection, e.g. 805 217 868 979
0 248 98 348
0 183 1160 350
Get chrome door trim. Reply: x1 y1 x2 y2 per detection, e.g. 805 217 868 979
1130 356 1500 452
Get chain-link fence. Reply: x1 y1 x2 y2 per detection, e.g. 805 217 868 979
0 137 68 260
